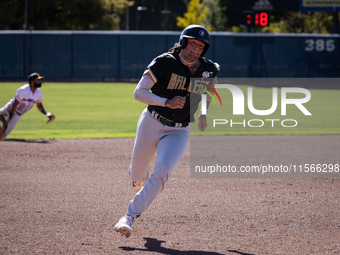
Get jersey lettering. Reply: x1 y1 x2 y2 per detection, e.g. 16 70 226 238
176 76 187 90
167 73 178 90
188 80 211 95
167 73 187 91
167 73 212 94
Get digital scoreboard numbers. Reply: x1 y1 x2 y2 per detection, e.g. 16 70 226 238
245 12 269 27
228 0 299 27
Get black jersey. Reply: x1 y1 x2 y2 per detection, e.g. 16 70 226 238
143 52 219 123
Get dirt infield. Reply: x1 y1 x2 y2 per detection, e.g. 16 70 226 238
1 137 340 255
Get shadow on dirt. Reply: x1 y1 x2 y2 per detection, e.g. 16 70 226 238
120 237 227 254
228 250 255 255
3 139 51 144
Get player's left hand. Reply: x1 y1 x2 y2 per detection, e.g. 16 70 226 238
46 112 56 123
198 114 207 132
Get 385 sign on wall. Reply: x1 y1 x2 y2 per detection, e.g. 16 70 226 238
305 39 336 52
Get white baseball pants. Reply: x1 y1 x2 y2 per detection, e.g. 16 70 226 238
126 108 190 218
0 105 21 139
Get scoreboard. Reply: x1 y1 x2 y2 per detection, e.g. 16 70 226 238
245 11 269 27
228 0 299 27
228 0 340 27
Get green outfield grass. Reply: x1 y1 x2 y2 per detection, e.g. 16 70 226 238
0 82 145 140
1 82 339 140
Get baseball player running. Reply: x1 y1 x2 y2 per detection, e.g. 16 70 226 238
0 73 55 141
114 25 220 238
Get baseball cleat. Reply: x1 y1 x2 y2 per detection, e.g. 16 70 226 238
114 215 134 238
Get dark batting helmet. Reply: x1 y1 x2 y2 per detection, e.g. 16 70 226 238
178 24 210 56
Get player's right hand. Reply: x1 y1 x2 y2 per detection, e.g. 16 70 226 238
165 96 186 109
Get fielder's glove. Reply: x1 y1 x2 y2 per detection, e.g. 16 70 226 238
46 112 56 123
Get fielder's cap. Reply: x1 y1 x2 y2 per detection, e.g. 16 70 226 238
28 72 44 82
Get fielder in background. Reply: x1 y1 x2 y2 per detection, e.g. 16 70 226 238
0 73 55 141
114 24 220 237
